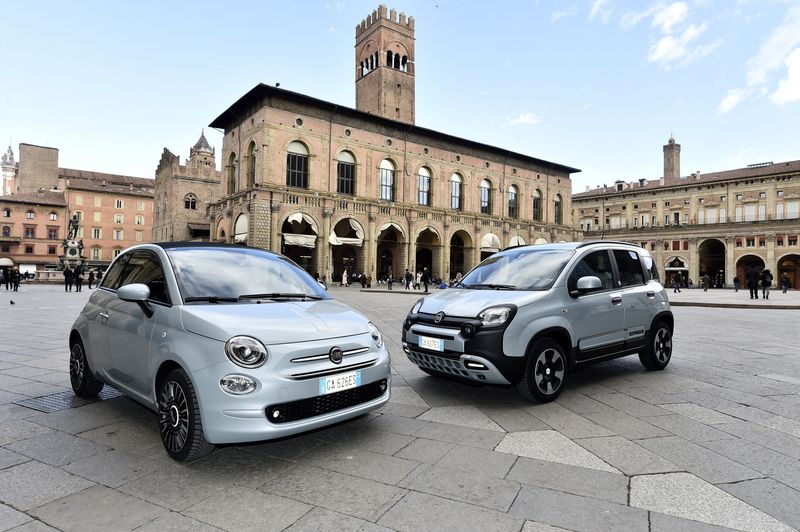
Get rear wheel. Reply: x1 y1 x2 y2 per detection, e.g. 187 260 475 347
158 369 214 461
516 338 568 403
69 339 104 397
639 322 672 370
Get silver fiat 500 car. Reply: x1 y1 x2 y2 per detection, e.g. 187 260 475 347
69 243 390 461
402 241 673 403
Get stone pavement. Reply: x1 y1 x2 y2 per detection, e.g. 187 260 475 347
0 284 799 531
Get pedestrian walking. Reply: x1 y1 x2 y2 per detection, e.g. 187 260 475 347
673 272 682 293
422 267 430 293
781 272 790 293
415 271 422 290
404 269 412 290
745 265 759 299
366 274 372 288
702 273 711 293
11 269 20 292
761 269 773 300
74 265 84 292
733 275 740 292
3 269 9 291
387 270 393 290
341 269 348 288
88 269 96 289
64 266 74 292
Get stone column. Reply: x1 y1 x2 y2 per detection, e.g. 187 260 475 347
269 201 281 252
655 239 665 282
688 237 699 286
322 206 333 281
407 219 416 273
367 212 376 279
766 234 776 272
725 236 736 287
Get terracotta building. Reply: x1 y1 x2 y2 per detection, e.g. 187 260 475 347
158 5 578 283
572 137 800 289
0 143 154 277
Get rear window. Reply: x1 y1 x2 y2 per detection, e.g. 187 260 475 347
642 254 659 282
613 249 645 287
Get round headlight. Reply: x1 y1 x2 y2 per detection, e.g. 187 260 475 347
220 374 257 395
411 299 423 315
479 306 512 327
368 322 383 347
225 336 268 368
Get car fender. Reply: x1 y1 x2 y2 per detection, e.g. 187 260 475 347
505 314 575 360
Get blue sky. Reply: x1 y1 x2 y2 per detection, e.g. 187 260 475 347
2 0 798 193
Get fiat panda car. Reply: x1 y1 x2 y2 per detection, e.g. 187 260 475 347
69 243 390 461
402 241 672 402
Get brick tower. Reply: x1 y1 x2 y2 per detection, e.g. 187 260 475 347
355 5 415 124
663 135 681 182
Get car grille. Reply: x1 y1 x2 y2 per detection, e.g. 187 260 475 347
406 349 469 378
265 379 387 424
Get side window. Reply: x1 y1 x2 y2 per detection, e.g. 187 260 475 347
613 249 645 287
99 254 130 290
117 251 171 304
642 254 659 282
568 250 614 294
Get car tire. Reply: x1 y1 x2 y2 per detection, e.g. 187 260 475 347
158 369 215 462
639 321 672 371
69 339 104 397
516 338 568 403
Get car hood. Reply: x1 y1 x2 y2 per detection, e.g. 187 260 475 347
416 289 550 317
180 299 369 344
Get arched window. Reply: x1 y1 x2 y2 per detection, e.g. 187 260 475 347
228 152 238 194
394 53 400 69
286 141 309 188
417 167 431 206
401 55 408 72
387 51 393 68
508 185 518 218
554 194 563 225
532 189 543 221
247 141 256 187
450 173 463 211
480 179 492 215
1 208 9 218
26 210 35 219
184 194 197 210
379 159 395 201
337 151 356 195
49 212 58 221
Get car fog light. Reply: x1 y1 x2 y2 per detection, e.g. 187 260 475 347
461 323 475 338
220 375 257 395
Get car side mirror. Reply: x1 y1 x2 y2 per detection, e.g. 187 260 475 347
318 281 328 291
571 275 603 297
117 283 154 318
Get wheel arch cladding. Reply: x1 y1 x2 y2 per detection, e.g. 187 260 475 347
652 311 674 333
528 327 573 366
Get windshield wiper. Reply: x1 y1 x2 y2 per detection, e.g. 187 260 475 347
184 296 240 303
462 283 516 290
238 292 324 300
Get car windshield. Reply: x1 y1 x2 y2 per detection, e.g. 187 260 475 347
459 248 574 291
166 247 329 303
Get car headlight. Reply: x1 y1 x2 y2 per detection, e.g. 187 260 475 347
411 299 424 314
368 322 383 347
479 306 513 327
225 336 268 368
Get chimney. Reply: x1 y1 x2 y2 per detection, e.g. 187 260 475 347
639 178 647 187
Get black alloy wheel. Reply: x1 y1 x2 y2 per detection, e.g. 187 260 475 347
157 369 214 461
639 322 672 371
69 339 104 397
516 338 568 403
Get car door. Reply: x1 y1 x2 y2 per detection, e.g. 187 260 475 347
104 250 168 394
611 248 651 351
565 249 626 360
89 253 131 376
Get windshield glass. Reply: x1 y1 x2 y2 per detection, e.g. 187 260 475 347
460 249 574 290
166 247 329 302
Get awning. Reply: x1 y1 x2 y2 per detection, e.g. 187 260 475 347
377 221 404 239
0 258 13 267
508 235 526 247
329 218 364 246
480 233 501 252
284 233 317 248
187 222 210 231
287 212 319 234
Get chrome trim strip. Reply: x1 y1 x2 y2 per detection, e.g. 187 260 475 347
290 346 370 363
290 359 377 379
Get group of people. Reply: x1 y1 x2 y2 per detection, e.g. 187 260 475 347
63 266 99 292
739 267 784 300
0 269 23 292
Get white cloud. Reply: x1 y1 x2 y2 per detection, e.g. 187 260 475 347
718 88 749 113
745 5 800 87
771 47 800 104
620 7 655 30
652 2 688 33
505 112 541 126
589 0 611 23
648 22 715 67
552 3 578 22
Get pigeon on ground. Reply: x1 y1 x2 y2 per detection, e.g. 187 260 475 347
9 300 14 305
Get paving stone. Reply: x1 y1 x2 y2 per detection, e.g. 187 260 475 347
0 403 38 422
245 435 323 460
495 430 620 473
645 414 738 443
417 405 504 432
378 491 524 532
401 464 521 511
506 456 628 504
6 431 110 467
414 421 505 450
590 392 672 418
713 421 800 460
584 409 672 440
759 415 800 439
393 437 454 463
630 472 794 532
307 447 419 484
132 512 221 531
78 421 160 453
575 436 680 475
0 419 52 445
29 484 165 531
118 464 232 511
313 425 416 456
719 478 800 530
509 485 648 531
374 402 429 418
62 449 164 488
526 403 614 439
260 466 406 521
184 485 311 532
284 507 367 532
185 447 293 489
522 522 572 532
436 444 517 478
26 405 120 435
388 385 429 407
480 406 551 432
698 438 795 476
366 413 429 436
0 461 94 511
661 403 739 424
5 521 60 532
0 502 31 531
556 390 615 414
0 448 29 471
649 511 743 531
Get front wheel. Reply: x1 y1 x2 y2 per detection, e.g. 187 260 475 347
516 338 568 403
69 339 104 397
639 322 672 370
158 369 214 461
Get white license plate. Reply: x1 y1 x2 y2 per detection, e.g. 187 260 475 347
319 370 361 395
418 335 444 352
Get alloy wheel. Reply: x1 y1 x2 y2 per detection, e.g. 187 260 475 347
533 348 565 395
69 344 85 391
653 328 672 364
159 380 190 454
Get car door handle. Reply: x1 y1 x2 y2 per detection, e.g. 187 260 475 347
99 312 109 320
611 296 622 305
646 291 655 297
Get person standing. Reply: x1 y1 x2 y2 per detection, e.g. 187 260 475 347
341 269 348 288
733 275 740 292
387 269 393 290
74 265 84 293
3 269 9 291
404 269 412 290
64 266 74 292
366 274 372 288
761 269 773 300
673 272 682 294
745 265 759 299
422 267 430 294
87 269 96 290
781 272 790 294
702 273 711 293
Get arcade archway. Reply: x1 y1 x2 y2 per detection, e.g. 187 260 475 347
449 230 474 279
778 254 800 290
330 218 364 282
415 228 441 279
480 233 501 261
698 239 725 288
736 254 765 286
281 213 318 275
664 256 688 288
376 222 405 281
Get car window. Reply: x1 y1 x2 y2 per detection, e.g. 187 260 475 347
642 254 659 282
99 254 129 290
117 251 171 305
459 249 573 290
567 250 615 293
612 249 645 287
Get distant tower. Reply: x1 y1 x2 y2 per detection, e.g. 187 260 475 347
663 135 681 182
355 5 415 124
1 145 15 195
